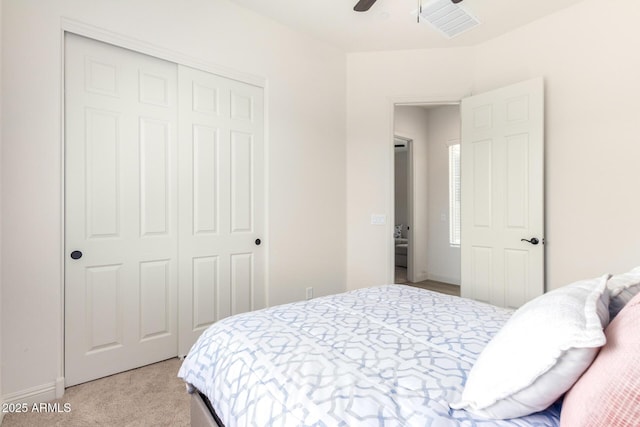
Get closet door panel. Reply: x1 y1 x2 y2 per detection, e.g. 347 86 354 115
230 131 254 233
178 66 265 355
193 125 219 235
65 34 178 386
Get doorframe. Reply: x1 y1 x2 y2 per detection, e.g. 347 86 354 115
392 135 414 282
58 19 270 396
388 94 467 285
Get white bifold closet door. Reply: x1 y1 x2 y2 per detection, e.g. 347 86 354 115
65 34 265 386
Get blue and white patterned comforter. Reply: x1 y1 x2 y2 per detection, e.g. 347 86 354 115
179 285 560 427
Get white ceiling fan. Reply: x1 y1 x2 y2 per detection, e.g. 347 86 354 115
354 0 478 39
353 0 463 12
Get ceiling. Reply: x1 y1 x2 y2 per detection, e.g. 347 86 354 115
228 0 586 52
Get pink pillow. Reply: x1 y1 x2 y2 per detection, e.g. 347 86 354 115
561 290 640 426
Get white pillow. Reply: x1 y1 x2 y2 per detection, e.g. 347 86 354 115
607 266 640 320
450 274 610 419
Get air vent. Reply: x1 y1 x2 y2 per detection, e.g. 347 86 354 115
419 0 480 39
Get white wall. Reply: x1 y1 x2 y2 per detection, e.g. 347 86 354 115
426 106 461 285
346 0 640 292
394 106 432 281
1 0 346 402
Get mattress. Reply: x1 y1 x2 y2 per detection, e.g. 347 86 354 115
179 285 561 426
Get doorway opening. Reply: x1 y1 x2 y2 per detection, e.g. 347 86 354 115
392 103 461 295
393 136 412 283
390 78 545 306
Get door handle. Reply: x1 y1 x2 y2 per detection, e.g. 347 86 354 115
255 239 261 246
521 238 539 245
70 250 83 259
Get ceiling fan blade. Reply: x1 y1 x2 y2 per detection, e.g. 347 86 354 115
354 0 378 12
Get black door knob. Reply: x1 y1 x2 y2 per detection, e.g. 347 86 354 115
255 239 261 246
70 250 83 260
520 238 539 245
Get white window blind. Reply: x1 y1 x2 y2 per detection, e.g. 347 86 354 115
449 144 461 246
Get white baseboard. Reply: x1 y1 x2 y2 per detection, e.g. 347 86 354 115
3 380 61 406
412 272 429 282
427 273 460 286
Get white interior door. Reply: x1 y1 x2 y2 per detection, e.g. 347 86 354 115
65 34 178 386
460 78 544 308
178 66 266 356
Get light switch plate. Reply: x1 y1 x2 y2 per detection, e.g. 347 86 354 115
371 214 386 225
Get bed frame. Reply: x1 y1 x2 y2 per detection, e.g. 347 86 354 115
191 392 223 427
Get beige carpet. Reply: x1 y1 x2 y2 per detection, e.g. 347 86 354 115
2 358 189 427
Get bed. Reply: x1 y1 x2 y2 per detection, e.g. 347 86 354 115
178 285 562 426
